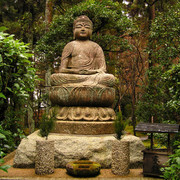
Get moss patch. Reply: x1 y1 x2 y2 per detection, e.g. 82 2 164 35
66 160 101 177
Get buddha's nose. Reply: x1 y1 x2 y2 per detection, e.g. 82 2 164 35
81 27 85 31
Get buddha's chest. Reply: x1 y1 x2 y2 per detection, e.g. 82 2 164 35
71 42 96 58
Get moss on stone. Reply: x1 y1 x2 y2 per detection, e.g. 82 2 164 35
66 160 101 177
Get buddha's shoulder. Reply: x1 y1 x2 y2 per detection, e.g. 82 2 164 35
64 41 74 47
65 40 101 49
88 40 101 47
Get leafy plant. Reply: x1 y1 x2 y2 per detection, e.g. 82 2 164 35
114 111 127 140
39 109 56 140
0 124 15 154
161 141 180 180
0 28 38 152
0 153 11 173
136 2 180 124
0 125 12 173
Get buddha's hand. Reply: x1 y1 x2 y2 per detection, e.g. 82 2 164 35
79 69 90 75
79 69 105 75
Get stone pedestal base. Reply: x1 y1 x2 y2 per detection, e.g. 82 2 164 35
52 121 114 135
13 131 145 169
13 131 116 168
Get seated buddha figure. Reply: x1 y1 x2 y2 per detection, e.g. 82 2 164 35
50 15 115 108
51 15 115 87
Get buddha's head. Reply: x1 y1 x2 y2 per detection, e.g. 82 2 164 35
73 15 93 40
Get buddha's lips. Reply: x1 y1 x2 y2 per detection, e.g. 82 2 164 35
80 32 86 34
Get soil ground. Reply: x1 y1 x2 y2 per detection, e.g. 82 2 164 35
0 151 162 180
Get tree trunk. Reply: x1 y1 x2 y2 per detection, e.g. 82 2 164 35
44 0 54 113
148 0 155 25
45 0 54 31
148 0 156 68
45 67 51 113
132 84 136 136
131 59 136 136
28 94 35 134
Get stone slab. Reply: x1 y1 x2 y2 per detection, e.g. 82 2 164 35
13 131 145 169
52 121 115 135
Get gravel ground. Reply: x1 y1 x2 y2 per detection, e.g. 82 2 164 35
0 151 161 180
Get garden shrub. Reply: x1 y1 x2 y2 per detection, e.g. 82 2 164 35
0 27 38 152
161 141 180 180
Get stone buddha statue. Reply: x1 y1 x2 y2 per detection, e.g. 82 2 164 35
59 15 106 75
51 15 115 87
50 15 116 124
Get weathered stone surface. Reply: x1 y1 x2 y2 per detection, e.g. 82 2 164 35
121 135 145 168
50 86 115 107
59 16 106 74
112 140 130 175
50 15 116 109
51 73 115 87
52 107 116 121
35 140 54 175
13 131 145 169
14 131 115 168
52 121 115 135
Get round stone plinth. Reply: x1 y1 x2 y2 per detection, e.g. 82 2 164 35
50 86 115 107
52 121 114 135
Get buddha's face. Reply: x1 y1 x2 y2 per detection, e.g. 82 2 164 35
73 21 92 40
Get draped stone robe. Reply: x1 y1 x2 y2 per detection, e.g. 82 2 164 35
60 40 106 72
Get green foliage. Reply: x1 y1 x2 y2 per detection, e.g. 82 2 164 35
35 0 135 71
0 29 37 109
149 3 180 66
39 110 56 139
161 141 180 180
0 124 12 173
137 62 179 123
0 0 46 45
114 111 127 140
136 2 180 124
0 155 11 173
0 124 15 153
0 29 38 152
0 162 11 173
1 109 26 149
163 63 180 115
